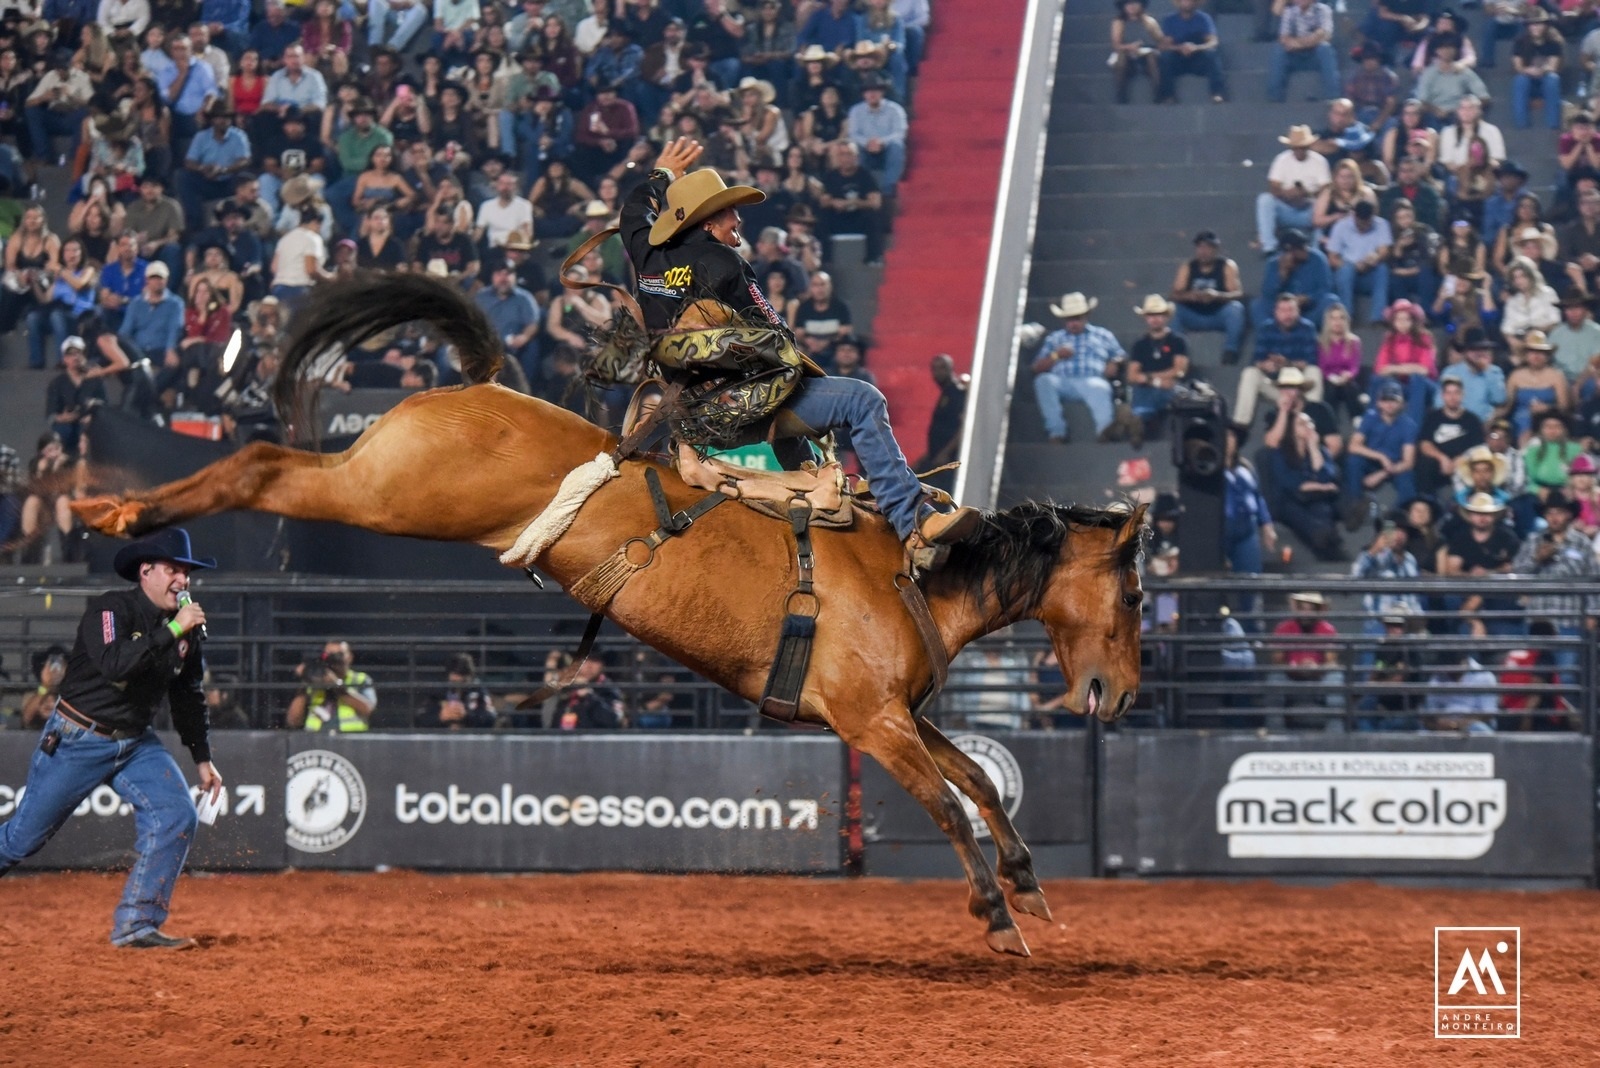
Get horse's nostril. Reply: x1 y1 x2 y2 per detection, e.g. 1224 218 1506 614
1115 691 1135 719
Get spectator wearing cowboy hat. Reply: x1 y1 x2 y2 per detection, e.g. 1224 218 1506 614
1344 379 1418 522
1435 491 1519 639
1439 327 1507 421
1480 159 1530 250
845 74 906 197
1523 409 1583 493
1550 293 1600 379
0 527 219 950
1171 230 1247 363
1252 227 1337 329
1124 294 1186 435
1256 124 1332 256
1504 329 1570 441
1032 291 1126 444
1268 591 1346 726
176 102 249 233
1565 451 1600 535
1236 294 1325 427
1514 491 1599 670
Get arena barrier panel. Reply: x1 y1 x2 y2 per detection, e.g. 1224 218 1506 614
1099 732 1595 880
0 731 288 871
860 731 1096 878
282 733 847 873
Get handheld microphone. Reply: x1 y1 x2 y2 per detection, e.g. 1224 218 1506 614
176 590 208 641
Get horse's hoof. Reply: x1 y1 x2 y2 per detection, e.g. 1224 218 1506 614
71 496 141 537
1009 888 1054 923
985 923 1031 958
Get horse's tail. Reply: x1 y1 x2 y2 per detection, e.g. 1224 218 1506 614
274 272 506 440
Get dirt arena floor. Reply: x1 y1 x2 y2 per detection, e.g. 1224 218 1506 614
0 871 1595 1067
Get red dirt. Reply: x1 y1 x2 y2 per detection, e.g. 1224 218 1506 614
0 872 1593 1067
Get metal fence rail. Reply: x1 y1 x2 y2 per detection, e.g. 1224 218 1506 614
0 573 1594 734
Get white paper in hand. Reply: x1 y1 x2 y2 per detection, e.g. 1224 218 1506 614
195 787 225 826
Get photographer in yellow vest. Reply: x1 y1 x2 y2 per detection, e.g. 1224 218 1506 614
286 640 377 732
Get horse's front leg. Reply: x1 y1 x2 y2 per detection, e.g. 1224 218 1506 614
74 442 331 537
916 717 1052 924
843 708 1027 956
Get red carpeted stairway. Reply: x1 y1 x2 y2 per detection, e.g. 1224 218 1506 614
873 0 1026 460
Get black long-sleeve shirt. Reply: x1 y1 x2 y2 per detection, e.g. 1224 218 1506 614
58 587 210 762
619 170 789 335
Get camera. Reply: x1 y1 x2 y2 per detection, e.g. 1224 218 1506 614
302 654 339 684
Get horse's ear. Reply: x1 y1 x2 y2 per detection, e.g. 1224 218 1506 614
1126 502 1151 536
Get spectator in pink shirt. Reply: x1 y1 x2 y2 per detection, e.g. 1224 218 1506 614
1318 302 1367 420
1374 298 1437 418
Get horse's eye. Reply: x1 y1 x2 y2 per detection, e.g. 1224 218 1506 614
1123 591 1142 609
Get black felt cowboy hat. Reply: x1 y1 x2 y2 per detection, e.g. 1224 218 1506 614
113 528 217 582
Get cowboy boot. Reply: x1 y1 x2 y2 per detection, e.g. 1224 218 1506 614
917 505 982 545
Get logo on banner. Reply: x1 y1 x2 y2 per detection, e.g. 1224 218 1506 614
1436 927 1520 1038
946 734 1023 840
285 750 367 853
1215 753 1507 859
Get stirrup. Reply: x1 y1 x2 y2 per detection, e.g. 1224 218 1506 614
903 534 950 575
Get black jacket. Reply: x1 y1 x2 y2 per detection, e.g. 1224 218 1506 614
58 587 209 762
620 170 790 335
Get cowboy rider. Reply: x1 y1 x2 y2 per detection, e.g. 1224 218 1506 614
618 137 980 560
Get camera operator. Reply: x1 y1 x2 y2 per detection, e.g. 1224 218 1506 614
414 653 496 730
286 639 377 732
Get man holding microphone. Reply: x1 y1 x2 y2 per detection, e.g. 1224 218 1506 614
0 528 221 949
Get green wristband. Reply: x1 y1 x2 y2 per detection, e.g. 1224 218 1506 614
167 620 184 638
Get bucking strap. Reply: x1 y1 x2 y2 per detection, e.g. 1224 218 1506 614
560 225 645 331
896 572 949 719
759 499 820 723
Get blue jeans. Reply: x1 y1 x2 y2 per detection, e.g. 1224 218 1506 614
1267 43 1340 103
1158 51 1227 100
1387 267 1438 310
271 282 312 312
368 0 429 47
25 303 62 368
784 376 925 539
24 104 86 162
1255 193 1314 253
1334 261 1390 323
1032 371 1115 439
1477 20 1523 68
1175 300 1247 354
1512 71 1562 129
1343 453 1416 504
0 711 199 944
861 141 906 197
1130 383 1175 422
1225 514 1263 574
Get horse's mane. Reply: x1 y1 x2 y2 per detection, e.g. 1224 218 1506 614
932 500 1147 626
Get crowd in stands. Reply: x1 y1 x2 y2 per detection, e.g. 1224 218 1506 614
0 0 935 563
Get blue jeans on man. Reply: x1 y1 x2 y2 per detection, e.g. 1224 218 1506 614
368 0 429 48
24 104 86 161
1512 71 1562 129
861 141 905 197
1477 19 1523 68
1343 454 1416 504
1033 372 1115 440
1254 194 1314 254
1159 51 1227 100
0 711 199 945
1174 300 1247 355
1334 260 1390 323
1387 267 1437 310
784 376 927 539
1267 43 1340 102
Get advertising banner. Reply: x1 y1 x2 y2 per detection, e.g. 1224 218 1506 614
1099 732 1594 878
284 733 846 873
860 731 1095 878
0 732 286 871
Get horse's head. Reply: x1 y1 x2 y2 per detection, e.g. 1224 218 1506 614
1034 502 1149 722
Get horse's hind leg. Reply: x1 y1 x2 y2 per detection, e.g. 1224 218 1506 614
845 711 1028 956
73 442 333 536
916 718 1052 924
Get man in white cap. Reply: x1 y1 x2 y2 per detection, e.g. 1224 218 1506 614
1031 291 1128 443
617 137 980 561
119 261 185 382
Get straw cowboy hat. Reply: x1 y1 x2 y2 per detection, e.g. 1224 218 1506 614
505 230 539 251
648 168 765 246
1522 328 1556 352
794 44 838 64
583 198 613 219
1460 444 1510 486
1132 294 1173 315
1049 292 1097 318
737 76 776 103
1515 225 1559 260
1278 124 1316 148
280 174 323 209
1289 590 1328 606
1276 365 1309 389
1461 492 1507 514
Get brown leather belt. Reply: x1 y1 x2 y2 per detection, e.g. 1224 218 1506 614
56 700 144 741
